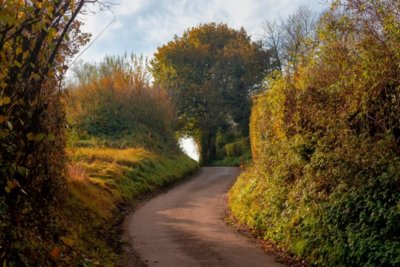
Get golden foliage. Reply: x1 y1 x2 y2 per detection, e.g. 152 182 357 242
230 1 400 265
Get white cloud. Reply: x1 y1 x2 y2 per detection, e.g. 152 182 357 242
74 0 328 64
113 0 146 15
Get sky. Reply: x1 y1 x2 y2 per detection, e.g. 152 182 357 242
75 0 328 64
179 137 200 161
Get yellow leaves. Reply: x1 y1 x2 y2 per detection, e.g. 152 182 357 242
26 132 43 142
5 179 20 193
34 133 44 141
26 132 35 140
16 47 23 56
48 27 57 39
13 60 22 68
30 72 41 81
55 54 64 63
0 116 5 124
47 5 54 13
3 97 10 105
0 82 7 90
60 236 74 247
22 51 29 60
47 133 56 141
0 51 6 61
0 96 11 106
34 1 42 9
2 41 11 51
48 70 55 79
17 11 25 19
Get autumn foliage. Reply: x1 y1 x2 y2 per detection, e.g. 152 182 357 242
0 0 94 264
230 0 400 265
66 55 178 152
151 23 270 165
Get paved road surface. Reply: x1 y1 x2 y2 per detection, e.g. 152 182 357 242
123 167 283 267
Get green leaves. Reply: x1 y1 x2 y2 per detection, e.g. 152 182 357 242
34 133 45 142
229 0 400 266
26 132 56 142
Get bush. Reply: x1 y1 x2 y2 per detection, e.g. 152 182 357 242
0 1 92 264
229 1 400 265
66 55 178 153
224 138 250 158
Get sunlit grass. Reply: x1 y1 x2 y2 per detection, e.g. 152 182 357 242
59 146 198 264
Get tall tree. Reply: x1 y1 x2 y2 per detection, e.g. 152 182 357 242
151 23 271 165
262 6 318 72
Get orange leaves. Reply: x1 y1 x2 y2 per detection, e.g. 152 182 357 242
50 237 77 260
4 179 20 193
50 247 61 259
60 236 74 247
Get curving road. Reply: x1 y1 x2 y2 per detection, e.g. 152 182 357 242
123 167 283 267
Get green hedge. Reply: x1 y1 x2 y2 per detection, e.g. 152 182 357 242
229 1 400 266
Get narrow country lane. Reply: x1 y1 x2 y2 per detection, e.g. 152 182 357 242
123 167 283 267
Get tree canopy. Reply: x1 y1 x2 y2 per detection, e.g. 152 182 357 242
151 23 271 164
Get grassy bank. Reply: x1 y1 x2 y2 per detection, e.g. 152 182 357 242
53 147 198 265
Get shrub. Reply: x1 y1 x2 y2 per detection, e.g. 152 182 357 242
0 1 93 264
229 1 400 265
66 55 178 153
224 138 250 158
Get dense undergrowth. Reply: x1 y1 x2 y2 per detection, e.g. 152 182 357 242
229 1 400 266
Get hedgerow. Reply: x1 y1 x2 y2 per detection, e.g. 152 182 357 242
229 0 400 265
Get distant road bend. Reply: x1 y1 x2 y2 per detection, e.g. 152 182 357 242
123 167 283 267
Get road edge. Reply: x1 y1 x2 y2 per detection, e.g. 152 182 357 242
118 168 202 267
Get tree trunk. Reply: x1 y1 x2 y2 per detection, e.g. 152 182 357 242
199 130 216 166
